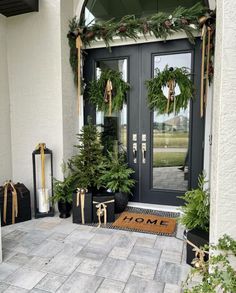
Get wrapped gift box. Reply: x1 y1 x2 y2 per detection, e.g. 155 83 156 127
0 182 31 226
72 191 93 224
93 195 115 224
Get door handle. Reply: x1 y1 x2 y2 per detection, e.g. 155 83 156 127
142 143 146 164
133 143 137 164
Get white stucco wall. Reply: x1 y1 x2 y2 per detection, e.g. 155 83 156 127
0 15 12 184
6 0 64 198
61 0 78 161
210 0 236 243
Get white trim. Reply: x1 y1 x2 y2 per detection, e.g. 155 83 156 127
85 32 200 50
128 201 180 214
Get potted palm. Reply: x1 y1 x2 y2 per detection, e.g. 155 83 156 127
179 173 210 266
52 163 75 218
101 151 135 213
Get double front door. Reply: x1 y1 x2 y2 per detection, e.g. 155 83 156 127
84 39 204 206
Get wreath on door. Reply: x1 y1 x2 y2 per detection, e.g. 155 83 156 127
145 66 194 114
88 69 130 115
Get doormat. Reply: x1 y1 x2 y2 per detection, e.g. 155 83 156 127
84 207 179 236
112 211 177 236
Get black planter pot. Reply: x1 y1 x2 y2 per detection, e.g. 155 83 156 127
58 201 72 219
114 192 128 213
185 229 209 266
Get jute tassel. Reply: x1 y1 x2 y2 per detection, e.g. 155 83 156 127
104 79 113 116
3 180 18 224
200 24 207 118
76 188 88 224
93 199 115 228
185 238 209 269
76 35 83 114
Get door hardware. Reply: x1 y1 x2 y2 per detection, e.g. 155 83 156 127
133 143 137 163
142 143 146 164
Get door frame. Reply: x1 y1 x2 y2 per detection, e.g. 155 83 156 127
83 39 204 206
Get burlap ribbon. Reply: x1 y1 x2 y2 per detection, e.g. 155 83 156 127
93 199 115 228
3 180 18 224
76 188 88 224
104 79 113 116
166 79 176 114
199 16 212 117
35 143 47 205
76 35 83 114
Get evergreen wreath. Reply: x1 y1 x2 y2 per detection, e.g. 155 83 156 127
88 69 130 113
145 66 194 114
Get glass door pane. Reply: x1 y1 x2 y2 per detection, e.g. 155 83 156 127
152 53 191 191
95 59 128 153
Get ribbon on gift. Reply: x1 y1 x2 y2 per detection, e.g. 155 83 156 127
76 188 88 224
3 180 18 224
93 199 115 228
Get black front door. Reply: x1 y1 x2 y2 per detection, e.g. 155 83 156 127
84 39 204 206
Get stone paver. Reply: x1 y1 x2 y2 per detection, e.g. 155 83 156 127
1 214 190 292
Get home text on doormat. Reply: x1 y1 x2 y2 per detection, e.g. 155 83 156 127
112 212 176 235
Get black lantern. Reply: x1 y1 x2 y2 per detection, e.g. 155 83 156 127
32 143 54 218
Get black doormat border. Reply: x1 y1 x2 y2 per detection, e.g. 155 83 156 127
85 206 180 237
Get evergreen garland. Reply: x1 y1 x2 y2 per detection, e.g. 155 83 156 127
145 66 194 114
88 69 130 113
67 3 208 84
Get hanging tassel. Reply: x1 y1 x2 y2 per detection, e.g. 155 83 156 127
166 79 176 114
205 26 212 107
76 35 83 114
104 79 113 116
200 24 207 118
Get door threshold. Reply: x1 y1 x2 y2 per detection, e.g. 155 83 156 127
128 202 180 214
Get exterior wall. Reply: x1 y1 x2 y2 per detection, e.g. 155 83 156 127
6 0 64 198
210 0 236 243
61 0 78 162
0 15 12 183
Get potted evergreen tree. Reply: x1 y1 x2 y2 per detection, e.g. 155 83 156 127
100 151 135 213
179 174 210 266
52 163 75 218
69 117 107 193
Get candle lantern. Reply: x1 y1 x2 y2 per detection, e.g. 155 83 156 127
32 143 54 218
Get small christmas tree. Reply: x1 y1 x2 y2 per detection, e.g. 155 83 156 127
69 117 106 190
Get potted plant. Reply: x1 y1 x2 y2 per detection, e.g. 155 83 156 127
184 235 236 292
69 117 107 193
100 151 135 213
179 173 210 266
52 163 75 218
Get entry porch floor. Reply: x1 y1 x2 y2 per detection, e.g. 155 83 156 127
0 216 190 293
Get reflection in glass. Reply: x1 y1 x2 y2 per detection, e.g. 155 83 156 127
152 53 191 191
95 59 127 154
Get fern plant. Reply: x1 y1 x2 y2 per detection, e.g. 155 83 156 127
101 151 135 194
52 162 76 204
179 174 210 232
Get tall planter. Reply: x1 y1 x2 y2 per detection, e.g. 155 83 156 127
185 229 209 266
58 201 72 219
114 192 128 213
